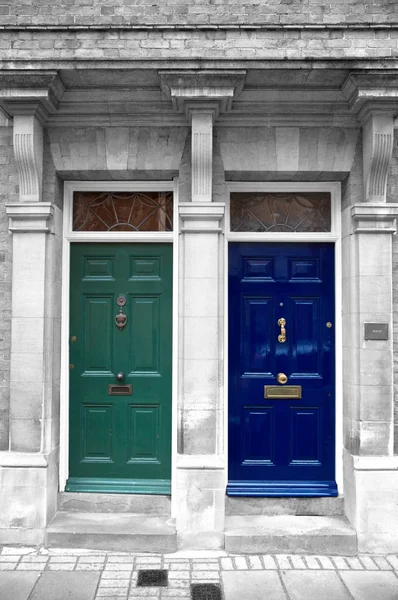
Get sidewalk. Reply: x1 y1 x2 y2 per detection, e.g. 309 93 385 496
0 546 398 600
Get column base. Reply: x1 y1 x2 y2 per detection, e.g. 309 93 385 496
175 454 226 550
344 449 398 553
0 449 58 545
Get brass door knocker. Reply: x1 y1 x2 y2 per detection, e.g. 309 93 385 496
115 295 128 331
278 317 286 343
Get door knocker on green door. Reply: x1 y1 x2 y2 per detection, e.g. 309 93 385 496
115 295 128 331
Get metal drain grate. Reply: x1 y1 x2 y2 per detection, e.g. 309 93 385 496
137 569 168 587
191 583 223 600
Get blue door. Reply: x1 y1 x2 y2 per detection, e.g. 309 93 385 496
228 243 336 496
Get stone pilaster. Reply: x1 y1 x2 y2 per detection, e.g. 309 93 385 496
341 78 398 552
0 74 63 543
177 203 225 549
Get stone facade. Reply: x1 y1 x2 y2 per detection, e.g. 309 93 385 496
0 2 398 554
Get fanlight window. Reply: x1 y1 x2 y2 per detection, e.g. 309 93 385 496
73 191 173 232
230 192 331 233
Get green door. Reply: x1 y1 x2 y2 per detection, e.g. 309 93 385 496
67 243 173 494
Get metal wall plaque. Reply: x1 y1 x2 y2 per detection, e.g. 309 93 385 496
264 385 302 399
364 323 388 341
108 384 132 396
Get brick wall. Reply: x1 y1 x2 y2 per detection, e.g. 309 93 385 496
0 29 397 62
0 1 394 26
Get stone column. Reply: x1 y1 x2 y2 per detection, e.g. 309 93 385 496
343 99 398 552
0 76 63 544
159 71 245 548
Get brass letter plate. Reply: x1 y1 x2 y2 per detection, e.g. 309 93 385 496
108 384 132 396
264 385 302 399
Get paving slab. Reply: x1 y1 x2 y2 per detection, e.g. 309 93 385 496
339 571 398 600
281 570 352 599
222 571 287 600
0 572 40 600
29 571 101 600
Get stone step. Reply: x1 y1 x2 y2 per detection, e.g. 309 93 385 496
226 495 344 517
58 492 171 516
225 515 357 555
46 512 177 553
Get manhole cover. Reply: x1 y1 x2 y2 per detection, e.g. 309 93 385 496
191 583 223 600
137 569 168 587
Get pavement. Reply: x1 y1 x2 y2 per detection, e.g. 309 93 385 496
0 546 398 600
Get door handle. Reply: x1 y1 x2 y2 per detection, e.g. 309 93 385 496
278 318 286 343
116 372 125 382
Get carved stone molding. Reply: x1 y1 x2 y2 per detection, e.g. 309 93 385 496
6 202 54 233
189 110 217 203
362 114 394 203
351 203 398 234
13 115 44 203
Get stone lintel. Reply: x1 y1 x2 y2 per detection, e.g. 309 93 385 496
179 202 225 232
351 203 398 233
6 202 54 233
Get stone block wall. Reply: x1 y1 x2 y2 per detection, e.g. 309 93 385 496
0 112 16 451
0 0 394 26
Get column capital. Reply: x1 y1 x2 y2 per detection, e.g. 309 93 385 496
158 70 246 118
351 202 398 234
344 73 398 203
179 202 225 232
0 73 64 204
6 202 54 233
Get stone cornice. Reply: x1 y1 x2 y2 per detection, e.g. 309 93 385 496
0 71 64 121
351 203 398 234
6 202 54 233
343 72 398 120
159 70 246 116
0 24 398 32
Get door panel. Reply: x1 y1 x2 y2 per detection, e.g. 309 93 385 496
67 243 172 494
228 242 336 497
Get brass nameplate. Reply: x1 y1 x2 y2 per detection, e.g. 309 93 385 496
264 385 302 399
108 384 132 396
